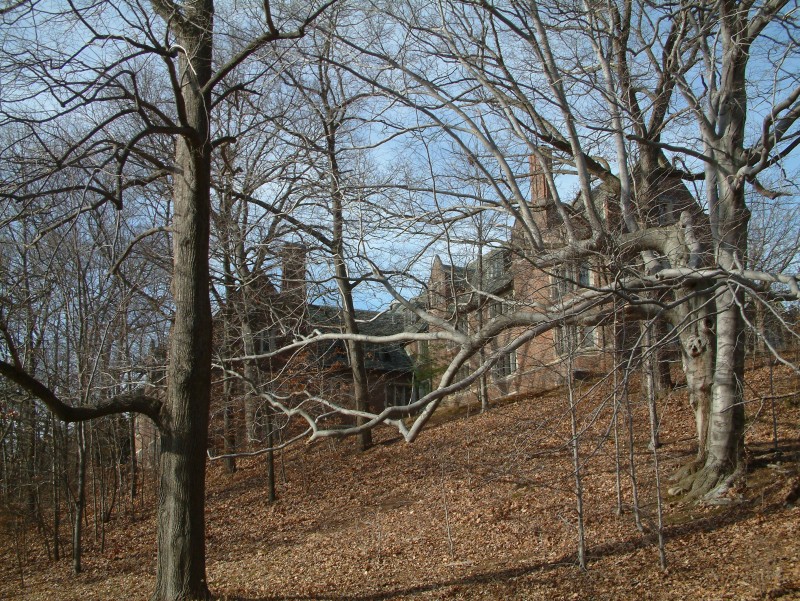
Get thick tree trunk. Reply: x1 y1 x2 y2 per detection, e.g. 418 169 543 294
153 191 212 588
672 271 746 501
691 287 746 496
668 291 715 495
672 183 749 498
152 4 213 599
687 186 749 497
679 1 751 499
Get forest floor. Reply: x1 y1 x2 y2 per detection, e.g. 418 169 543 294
2 360 800 600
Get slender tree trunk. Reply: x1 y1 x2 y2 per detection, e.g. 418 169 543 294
655 319 673 392
265 408 275 503
754 301 768 358
623 375 643 532
641 324 661 450
646 375 667 570
129 414 138 503
342 305 372 452
72 423 87 575
22 402 37 517
218 183 238 473
239 317 262 444
328 133 371 452
222 392 237 474
566 352 586 569
52 417 60 561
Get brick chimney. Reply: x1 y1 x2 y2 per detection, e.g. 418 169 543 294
529 153 559 232
280 242 307 296
529 153 552 207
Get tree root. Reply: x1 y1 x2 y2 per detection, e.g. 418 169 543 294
668 460 743 501
669 458 704 488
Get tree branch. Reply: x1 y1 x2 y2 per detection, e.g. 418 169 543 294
0 360 163 426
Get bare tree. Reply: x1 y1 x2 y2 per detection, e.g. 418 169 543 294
0 2 336 599
252 0 800 503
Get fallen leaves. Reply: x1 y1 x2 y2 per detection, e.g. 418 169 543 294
1 361 799 600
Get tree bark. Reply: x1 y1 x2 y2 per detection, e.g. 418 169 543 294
668 290 716 494
152 3 214 599
222 393 237 474
72 423 87 574
324 101 372 452
674 1 755 498
688 192 749 497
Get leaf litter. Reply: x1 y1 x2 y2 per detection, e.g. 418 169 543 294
1 362 798 600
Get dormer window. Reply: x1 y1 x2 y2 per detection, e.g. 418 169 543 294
486 251 510 280
489 290 514 318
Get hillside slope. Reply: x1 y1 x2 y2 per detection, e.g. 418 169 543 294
2 363 799 600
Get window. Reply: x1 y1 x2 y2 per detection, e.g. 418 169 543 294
489 290 514 318
555 325 576 356
492 350 517 379
255 329 277 354
551 262 591 300
551 266 571 300
580 326 596 349
556 324 597 355
386 383 413 408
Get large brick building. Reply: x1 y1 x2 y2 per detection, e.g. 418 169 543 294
398 157 696 405
400 221 611 406
204 157 700 448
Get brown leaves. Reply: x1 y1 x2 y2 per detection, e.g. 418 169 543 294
1 362 799 600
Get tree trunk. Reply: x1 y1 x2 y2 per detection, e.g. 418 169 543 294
655 319 673 393
51 416 61 561
327 129 371 452
678 1 752 500
72 423 87 574
693 285 746 495
668 290 716 495
152 4 214 598
265 408 275 503
687 182 749 497
239 317 263 445
222 393 237 474
754 299 767 358
129 414 138 502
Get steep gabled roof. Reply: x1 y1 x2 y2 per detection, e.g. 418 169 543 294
306 304 414 373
